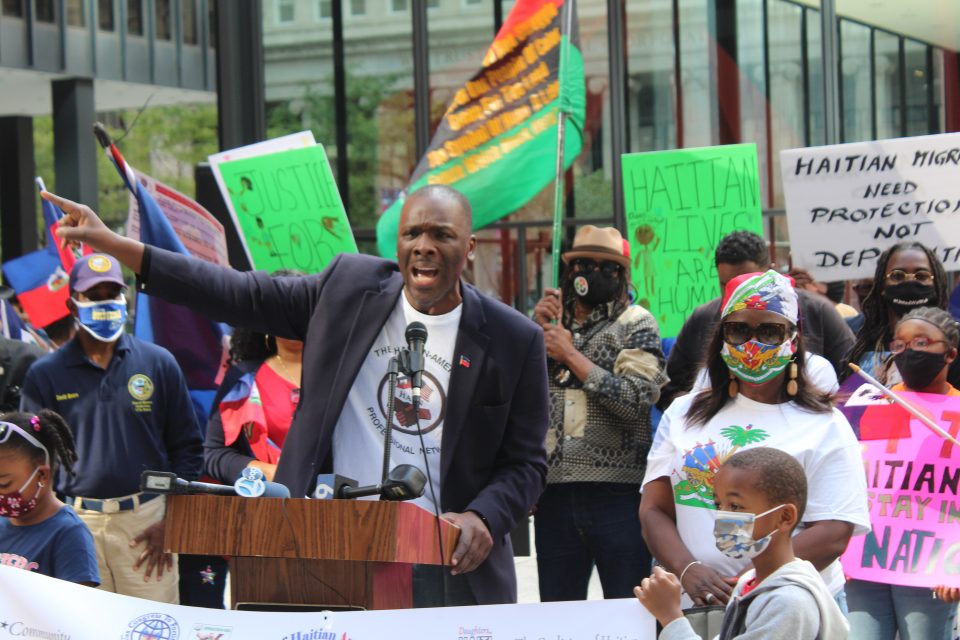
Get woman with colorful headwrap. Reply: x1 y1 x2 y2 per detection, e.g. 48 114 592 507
639 270 870 612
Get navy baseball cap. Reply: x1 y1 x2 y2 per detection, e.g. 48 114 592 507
69 253 126 293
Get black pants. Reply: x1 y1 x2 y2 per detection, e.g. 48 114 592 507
534 482 652 601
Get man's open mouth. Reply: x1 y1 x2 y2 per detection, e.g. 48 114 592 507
411 265 440 285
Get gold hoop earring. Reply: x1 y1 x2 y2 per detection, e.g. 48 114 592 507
786 360 799 397
728 373 739 398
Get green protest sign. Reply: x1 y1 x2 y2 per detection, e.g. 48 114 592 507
217 144 356 273
622 143 763 338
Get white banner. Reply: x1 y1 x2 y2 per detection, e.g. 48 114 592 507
781 132 960 281
0 565 655 640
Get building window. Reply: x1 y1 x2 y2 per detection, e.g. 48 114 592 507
350 0 365 15
464 0 481 5
316 0 331 19
277 0 295 23
2 0 24 18
66 0 84 26
427 0 439 7
390 0 406 12
35 0 55 22
127 0 143 35
155 0 171 39
182 0 197 43
98 0 114 30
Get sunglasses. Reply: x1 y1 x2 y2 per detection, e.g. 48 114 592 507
721 322 793 347
571 258 623 277
0 421 50 466
886 269 934 285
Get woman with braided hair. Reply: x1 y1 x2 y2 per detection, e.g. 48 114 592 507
847 306 958 640
840 241 953 387
0 410 99 585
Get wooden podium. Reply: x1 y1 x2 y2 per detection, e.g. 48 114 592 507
164 495 460 610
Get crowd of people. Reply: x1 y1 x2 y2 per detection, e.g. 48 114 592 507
0 183 957 639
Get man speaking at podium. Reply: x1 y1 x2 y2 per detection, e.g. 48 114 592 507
42 184 550 607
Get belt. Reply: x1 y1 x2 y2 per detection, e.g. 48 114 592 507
68 491 159 514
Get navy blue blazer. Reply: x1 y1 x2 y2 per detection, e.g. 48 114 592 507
141 248 550 604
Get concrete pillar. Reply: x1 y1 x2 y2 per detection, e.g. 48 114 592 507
52 77 98 211
0 116 38 260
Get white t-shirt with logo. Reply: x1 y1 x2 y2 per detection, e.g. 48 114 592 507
643 393 870 596
332 293 461 513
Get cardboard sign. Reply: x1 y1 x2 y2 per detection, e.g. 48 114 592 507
622 144 764 337
840 387 960 588
781 131 960 281
215 144 357 274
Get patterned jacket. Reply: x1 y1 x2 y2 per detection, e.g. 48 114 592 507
546 301 667 485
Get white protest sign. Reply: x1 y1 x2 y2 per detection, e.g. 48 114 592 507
125 170 230 266
208 131 318 267
781 132 960 281
0 565 656 640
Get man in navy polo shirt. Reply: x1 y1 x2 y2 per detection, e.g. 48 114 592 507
20 253 202 604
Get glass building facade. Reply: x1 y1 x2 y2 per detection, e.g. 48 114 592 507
259 0 960 311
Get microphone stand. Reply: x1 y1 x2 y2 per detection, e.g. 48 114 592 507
381 356 400 484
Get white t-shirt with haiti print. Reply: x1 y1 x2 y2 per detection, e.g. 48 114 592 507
644 393 870 596
333 293 461 513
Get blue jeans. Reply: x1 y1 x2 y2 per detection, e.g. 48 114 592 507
847 579 953 640
534 482 651 601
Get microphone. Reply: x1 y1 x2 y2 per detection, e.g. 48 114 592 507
233 466 291 498
312 473 359 500
140 470 291 499
405 322 427 408
338 464 427 502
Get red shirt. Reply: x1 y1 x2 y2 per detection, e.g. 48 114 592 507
254 363 299 449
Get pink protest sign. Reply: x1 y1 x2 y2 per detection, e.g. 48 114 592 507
840 386 960 588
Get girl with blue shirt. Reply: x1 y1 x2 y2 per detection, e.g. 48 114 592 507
0 410 99 585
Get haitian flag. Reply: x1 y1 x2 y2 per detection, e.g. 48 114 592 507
218 372 280 464
1 250 70 329
375 0 585 257
98 131 226 417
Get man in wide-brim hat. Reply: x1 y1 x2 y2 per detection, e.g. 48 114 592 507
531 224 667 602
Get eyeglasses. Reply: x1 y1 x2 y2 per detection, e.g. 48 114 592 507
571 258 623 277
889 336 951 354
886 269 934 285
0 421 50 466
721 322 793 347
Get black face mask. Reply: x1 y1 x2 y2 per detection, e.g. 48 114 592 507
882 281 938 315
572 272 620 307
894 349 947 390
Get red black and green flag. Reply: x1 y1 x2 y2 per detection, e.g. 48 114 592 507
376 0 585 257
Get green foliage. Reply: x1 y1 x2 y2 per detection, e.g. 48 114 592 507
32 103 218 243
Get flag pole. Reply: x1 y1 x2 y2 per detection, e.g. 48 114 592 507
550 0 575 291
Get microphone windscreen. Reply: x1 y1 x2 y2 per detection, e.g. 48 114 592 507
260 481 291 498
405 321 428 343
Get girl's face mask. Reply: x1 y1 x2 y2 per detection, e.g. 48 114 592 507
713 504 785 559
0 467 44 518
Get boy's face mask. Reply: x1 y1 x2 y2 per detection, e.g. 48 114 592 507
74 294 127 342
713 504 785 559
